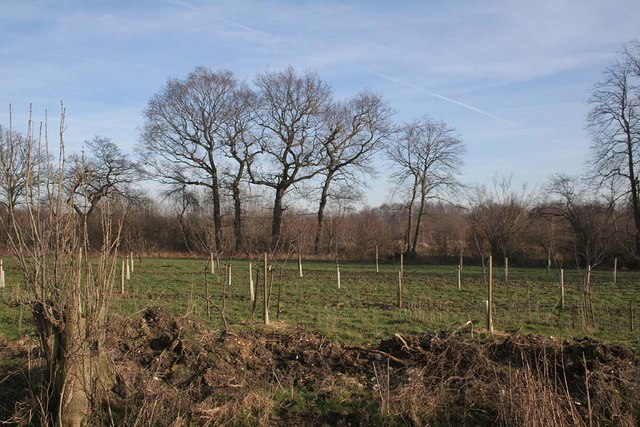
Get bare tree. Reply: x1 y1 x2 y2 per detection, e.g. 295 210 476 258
161 181 201 253
468 175 537 262
220 85 260 252
587 40 640 257
313 90 392 253
546 174 616 269
140 67 239 252
248 67 331 248
0 124 31 214
387 117 464 256
67 136 140 220
1 106 126 426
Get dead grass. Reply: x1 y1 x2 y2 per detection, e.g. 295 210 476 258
2 307 639 425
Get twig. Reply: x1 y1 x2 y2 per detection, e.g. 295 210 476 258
203 296 228 334
344 346 407 366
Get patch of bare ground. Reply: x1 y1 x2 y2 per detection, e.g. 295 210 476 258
1 308 639 425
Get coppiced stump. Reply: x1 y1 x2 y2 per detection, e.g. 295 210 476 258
1 106 126 426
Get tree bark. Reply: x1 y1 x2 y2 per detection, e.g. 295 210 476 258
314 172 333 254
626 132 640 256
411 201 425 255
405 175 419 253
36 287 93 427
210 167 223 252
232 164 245 252
271 187 286 247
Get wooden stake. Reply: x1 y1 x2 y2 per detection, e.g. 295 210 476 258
613 258 618 285
222 263 229 312
120 260 125 294
560 268 565 310
249 262 254 303
126 257 131 280
375 245 379 273
488 255 493 333
397 269 403 308
504 257 509 283
204 269 210 317
457 264 461 290
485 299 490 332
298 254 303 278
263 253 269 325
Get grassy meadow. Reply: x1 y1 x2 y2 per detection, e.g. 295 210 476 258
1 256 640 351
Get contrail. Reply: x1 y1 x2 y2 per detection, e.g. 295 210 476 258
166 0 198 11
369 70 515 126
213 17 283 42
166 0 282 43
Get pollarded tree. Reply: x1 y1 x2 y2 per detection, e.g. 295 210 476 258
1 107 126 426
387 117 464 256
249 67 332 248
313 90 393 253
140 67 239 252
587 40 640 257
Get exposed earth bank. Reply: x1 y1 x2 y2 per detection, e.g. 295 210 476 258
1 307 639 426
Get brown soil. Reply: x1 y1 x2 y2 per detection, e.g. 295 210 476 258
1 307 639 426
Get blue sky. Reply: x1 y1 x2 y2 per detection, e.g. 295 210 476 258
1 0 639 206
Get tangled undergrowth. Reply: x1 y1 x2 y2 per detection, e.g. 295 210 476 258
1 307 639 426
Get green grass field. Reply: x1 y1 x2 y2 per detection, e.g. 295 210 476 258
2 257 640 351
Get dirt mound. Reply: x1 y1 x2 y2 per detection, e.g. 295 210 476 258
2 308 640 426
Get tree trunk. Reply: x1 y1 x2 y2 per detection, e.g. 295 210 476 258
57 299 90 427
35 292 93 426
314 173 333 254
626 134 640 257
405 175 419 253
232 165 245 252
410 181 428 255
271 186 286 248
211 168 223 252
